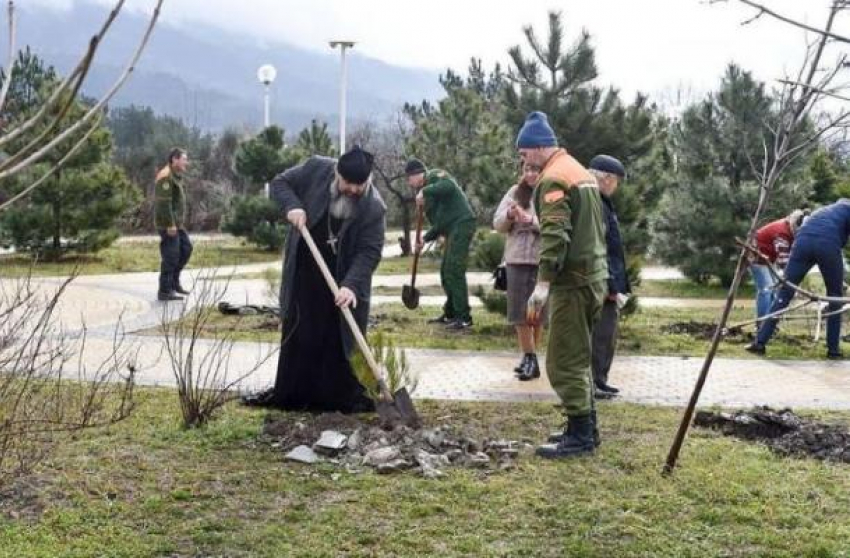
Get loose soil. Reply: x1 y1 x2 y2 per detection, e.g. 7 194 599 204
695 406 850 464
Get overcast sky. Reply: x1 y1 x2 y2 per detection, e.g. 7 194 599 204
31 0 848 108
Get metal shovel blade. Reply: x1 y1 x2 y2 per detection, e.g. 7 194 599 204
375 387 421 429
401 284 420 309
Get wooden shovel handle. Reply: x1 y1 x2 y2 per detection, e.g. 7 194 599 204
410 206 424 288
298 224 393 401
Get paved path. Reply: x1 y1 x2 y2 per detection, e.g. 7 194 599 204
4 260 848 410
72 337 850 410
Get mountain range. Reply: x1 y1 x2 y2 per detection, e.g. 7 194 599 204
18 2 444 133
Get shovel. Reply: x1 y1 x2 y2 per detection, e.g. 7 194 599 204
298 224 421 429
402 206 424 310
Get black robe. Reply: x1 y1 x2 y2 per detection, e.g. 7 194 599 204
269 156 386 413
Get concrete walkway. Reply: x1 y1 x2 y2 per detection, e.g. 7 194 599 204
72 336 850 410
4 260 848 410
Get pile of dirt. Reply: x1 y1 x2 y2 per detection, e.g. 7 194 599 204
695 406 850 463
260 413 527 478
661 321 747 340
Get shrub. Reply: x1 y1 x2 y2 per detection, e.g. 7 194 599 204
222 195 287 251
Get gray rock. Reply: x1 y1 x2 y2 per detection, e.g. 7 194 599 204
444 449 464 463
415 449 450 469
285 445 321 465
468 452 491 468
421 464 446 479
313 430 348 456
347 429 363 452
423 429 446 450
363 446 401 467
376 459 410 474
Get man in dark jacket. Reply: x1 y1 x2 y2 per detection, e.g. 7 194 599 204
748 199 850 360
154 148 192 302
405 159 476 331
246 146 387 412
588 155 629 398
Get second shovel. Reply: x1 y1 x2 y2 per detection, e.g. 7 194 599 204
402 206 424 310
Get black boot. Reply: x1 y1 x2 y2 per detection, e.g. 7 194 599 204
513 354 530 374
595 380 619 394
157 291 183 302
175 284 191 295
548 410 601 448
537 414 595 459
517 353 540 381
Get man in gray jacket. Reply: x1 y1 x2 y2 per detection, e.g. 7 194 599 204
244 146 387 412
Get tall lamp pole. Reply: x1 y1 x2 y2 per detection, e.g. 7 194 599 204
329 41 355 153
257 64 277 197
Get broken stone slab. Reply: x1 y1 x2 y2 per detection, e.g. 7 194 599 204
347 429 363 452
285 445 321 465
422 429 446 450
414 449 450 471
444 449 464 463
363 446 401 467
376 459 411 474
468 452 491 469
420 464 446 479
313 430 348 456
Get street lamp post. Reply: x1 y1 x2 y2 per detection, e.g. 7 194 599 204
329 41 355 154
257 64 277 198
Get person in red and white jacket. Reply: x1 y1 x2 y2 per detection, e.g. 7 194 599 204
750 209 808 319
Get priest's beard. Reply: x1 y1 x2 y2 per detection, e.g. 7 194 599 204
329 180 357 220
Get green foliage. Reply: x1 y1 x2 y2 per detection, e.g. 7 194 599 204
652 177 808 286
233 126 302 193
652 65 812 285
809 149 840 205
221 195 287 251
471 229 505 271
295 119 337 158
351 331 417 399
0 52 140 258
404 63 516 222
474 285 508 317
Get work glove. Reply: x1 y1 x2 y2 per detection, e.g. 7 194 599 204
526 282 550 324
615 293 630 310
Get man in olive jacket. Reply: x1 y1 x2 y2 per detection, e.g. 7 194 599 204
154 148 192 302
518 111 608 459
406 159 476 331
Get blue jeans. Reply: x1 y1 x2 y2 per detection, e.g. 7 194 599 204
750 264 776 320
757 237 844 353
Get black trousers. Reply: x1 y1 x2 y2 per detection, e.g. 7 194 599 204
591 299 619 385
158 229 193 294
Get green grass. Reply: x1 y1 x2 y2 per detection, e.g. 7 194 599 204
0 240 280 277
2 390 850 557
376 255 442 275
140 301 850 361
636 274 829 300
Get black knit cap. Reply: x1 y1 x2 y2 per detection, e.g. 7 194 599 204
337 145 374 184
588 154 626 179
404 158 427 176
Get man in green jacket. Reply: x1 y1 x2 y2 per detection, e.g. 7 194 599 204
405 159 476 331
154 148 192 302
517 111 608 459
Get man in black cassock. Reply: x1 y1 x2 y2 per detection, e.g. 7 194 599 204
245 146 386 413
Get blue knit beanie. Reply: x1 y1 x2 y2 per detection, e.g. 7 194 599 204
515 111 557 149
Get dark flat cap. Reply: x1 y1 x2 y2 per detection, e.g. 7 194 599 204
404 158 427 176
588 154 626 179
337 145 374 184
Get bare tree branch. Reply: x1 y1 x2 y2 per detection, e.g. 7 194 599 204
0 0 17 115
733 0 850 43
0 0 161 182
0 0 126 148
0 112 103 212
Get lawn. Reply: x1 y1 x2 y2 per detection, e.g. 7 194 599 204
2 391 849 557
0 239 280 277
140 301 850 361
